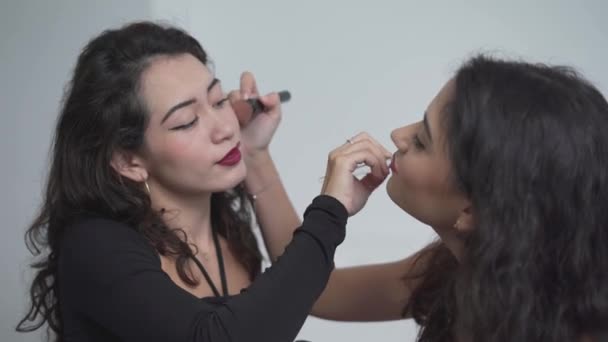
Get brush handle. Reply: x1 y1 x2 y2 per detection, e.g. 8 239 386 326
234 90 291 126
247 90 291 115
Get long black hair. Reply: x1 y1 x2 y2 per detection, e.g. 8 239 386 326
406 55 608 341
17 21 262 341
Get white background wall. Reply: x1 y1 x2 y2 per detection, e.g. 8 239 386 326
2 1 607 341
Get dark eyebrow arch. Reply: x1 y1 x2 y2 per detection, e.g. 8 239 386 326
161 78 221 124
161 99 197 124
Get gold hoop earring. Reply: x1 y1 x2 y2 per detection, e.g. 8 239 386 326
144 181 151 195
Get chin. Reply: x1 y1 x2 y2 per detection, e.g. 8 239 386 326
205 162 247 193
224 163 247 188
208 178 245 193
228 162 248 187
386 177 423 223
386 176 402 207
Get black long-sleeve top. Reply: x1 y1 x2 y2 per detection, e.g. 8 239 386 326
58 195 347 342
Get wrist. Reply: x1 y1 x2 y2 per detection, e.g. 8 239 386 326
244 150 280 197
243 147 271 167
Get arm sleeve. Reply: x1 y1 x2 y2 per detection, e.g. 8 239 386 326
59 195 347 342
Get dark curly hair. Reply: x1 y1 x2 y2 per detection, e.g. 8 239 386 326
405 55 608 341
16 21 262 341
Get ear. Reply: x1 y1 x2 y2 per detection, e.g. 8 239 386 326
110 150 148 182
453 203 475 233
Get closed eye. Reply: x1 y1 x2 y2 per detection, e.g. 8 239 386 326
213 97 229 109
170 116 199 130
413 134 425 150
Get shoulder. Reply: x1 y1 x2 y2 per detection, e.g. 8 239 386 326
59 217 160 286
62 217 156 256
63 217 145 242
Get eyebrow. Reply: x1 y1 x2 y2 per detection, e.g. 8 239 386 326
160 78 221 124
423 111 433 142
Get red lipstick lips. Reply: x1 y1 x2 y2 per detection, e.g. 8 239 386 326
389 154 398 174
218 143 241 166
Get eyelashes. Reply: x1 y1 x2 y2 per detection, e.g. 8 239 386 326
413 134 425 149
213 97 229 109
169 97 228 130
170 116 199 130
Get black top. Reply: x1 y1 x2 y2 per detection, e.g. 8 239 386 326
58 195 347 342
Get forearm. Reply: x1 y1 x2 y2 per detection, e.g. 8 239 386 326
310 258 415 321
310 243 442 322
244 151 302 260
217 195 347 342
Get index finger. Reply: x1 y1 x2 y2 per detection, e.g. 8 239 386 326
240 71 259 98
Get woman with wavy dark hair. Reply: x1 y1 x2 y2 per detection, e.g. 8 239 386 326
15 21 392 342
388 56 608 341
266 55 608 341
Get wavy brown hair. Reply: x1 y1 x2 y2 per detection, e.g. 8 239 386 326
16 21 262 341
405 56 608 341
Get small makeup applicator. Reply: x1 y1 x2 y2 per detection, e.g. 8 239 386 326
232 90 291 125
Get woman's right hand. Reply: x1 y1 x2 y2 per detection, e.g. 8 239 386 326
321 132 392 216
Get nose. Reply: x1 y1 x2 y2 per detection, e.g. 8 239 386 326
209 107 237 144
390 126 409 152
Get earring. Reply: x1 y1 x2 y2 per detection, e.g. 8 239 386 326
454 218 462 230
144 180 151 195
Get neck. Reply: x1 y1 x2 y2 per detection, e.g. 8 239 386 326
433 226 465 262
148 183 215 249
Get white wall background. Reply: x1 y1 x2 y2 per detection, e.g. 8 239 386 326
2 1 607 341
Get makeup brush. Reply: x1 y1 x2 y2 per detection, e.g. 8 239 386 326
232 90 291 125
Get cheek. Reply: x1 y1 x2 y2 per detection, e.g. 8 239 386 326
147 134 215 172
388 157 434 204
394 154 437 191
387 155 458 227
162 142 194 165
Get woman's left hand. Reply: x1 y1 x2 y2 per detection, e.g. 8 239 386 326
228 72 282 159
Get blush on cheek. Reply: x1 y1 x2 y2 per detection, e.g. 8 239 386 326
152 142 187 165
146 139 197 171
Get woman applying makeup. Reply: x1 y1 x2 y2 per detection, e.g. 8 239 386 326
261 55 608 341
16 21 392 342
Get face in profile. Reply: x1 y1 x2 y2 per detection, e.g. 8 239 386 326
386 79 470 233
